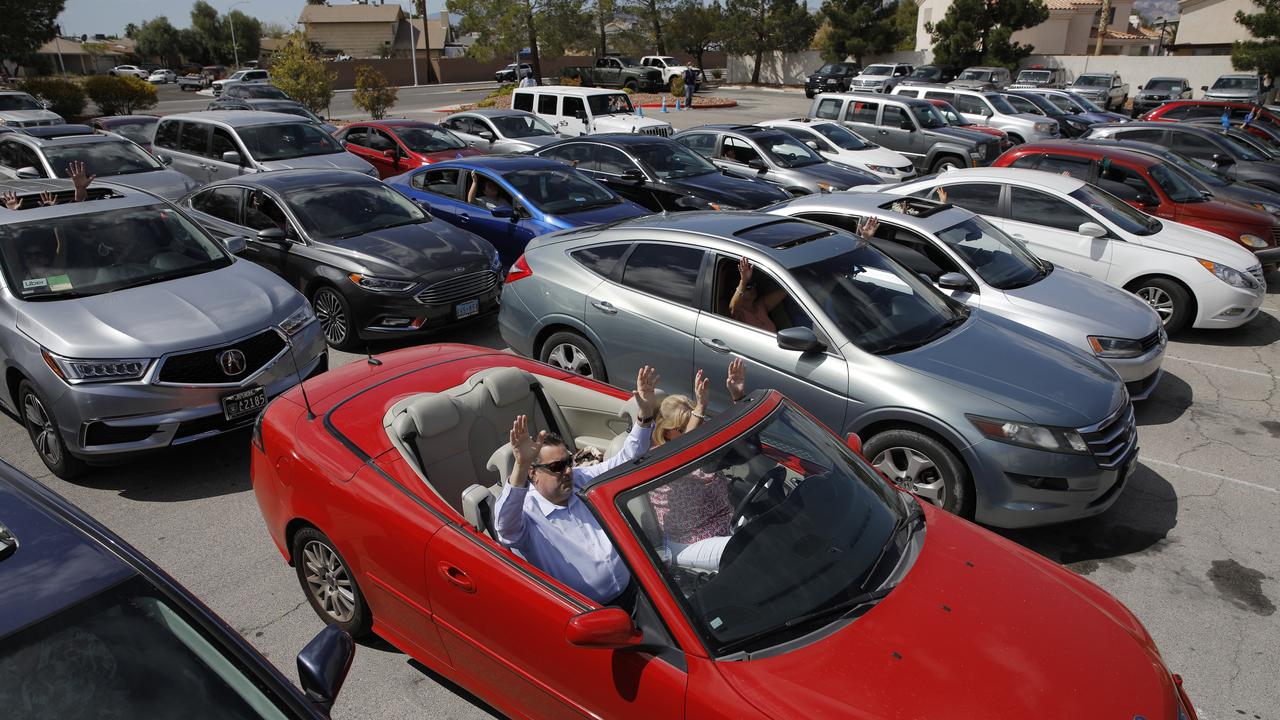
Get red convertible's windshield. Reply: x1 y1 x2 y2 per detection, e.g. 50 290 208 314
616 403 915 656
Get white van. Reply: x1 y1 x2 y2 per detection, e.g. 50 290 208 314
511 86 673 137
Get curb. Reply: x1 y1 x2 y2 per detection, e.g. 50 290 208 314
635 100 739 109
720 85 804 94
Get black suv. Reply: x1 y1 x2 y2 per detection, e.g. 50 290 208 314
805 62 861 98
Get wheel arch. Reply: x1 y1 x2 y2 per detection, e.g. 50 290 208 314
531 315 607 360
284 517 321 566
1123 273 1198 325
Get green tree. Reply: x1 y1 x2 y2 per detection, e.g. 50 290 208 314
262 21 290 39
226 9 263 65
629 0 675 54
594 0 617 57
0 0 64 76
135 17 184 68
124 23 140 39
353 65 399 119
190 1 228 62
667 0 724 71
722 0 816 84
449 0 587 85
1234 0 1280 80
269 31 335 114
927 0 1047 70
818 0 896 64
893 0 919 51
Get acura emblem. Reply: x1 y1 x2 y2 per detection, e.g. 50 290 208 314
218 349 247 377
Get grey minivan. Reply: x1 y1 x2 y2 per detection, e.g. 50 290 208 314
498 211 1137 529
0 179 326 479
153 112 376 185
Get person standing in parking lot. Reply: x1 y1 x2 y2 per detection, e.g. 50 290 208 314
682 67 696 109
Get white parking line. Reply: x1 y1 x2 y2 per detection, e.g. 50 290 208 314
1164 355 1274 378
1143 457 1279 495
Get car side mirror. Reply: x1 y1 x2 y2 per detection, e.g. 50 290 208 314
804 140 819 150
256 227 288 244
565 607 644 649
339 139 349 148
1078 221 1108 238
1201 85 1208 91
296 624 355 713
575 110 587 121
223 235 248 254
155 152 173 165
1135 193 1157 207
382 148 399 159
936 271 974 291
900 119 915 131
1213 152 1236 167
747 158 768 173
16 166 42 179
776 326 826 353
621 168 645 184
221 150 242 165
845 432 862 455
490 205 515 219
477 129 495 141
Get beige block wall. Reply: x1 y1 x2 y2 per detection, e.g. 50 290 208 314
306 22 398 58
1175 0 1256 46
1014 16 1073 55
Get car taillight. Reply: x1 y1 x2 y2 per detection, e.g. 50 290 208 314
506 255 533 283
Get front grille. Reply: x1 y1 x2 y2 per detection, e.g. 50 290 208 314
1269 226 1280 245
1249 264 1265 287
157 329 286 385
1137 329 1163 352
1078 400 1137 470
641 126 672 137
415 270 498 306
83 422 159 447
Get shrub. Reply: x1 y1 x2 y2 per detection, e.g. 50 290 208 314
670 75 685 99
84 75 157 115
270 31 336 115
712 68 722 80
559 76 582 87
352 66 398 119
475 83 514 108
18 78 86 120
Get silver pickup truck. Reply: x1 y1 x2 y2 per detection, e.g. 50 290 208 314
1068 72 1129 112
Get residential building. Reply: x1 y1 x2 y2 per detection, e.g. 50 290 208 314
916 0 1159 56
298 2 405 59
1172 0 1254 54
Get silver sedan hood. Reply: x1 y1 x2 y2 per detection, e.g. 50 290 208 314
101 170 201 200
259 153 376 175
1003 266 1161 340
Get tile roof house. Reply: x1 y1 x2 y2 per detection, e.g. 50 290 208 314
299 2 406 58
915 0 1158 55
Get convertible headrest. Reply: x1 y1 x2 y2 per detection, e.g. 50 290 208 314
405 393 460 438
481 367 536 408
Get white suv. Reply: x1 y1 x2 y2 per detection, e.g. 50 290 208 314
510 86 673 137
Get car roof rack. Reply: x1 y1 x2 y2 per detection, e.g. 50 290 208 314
877 196 953 218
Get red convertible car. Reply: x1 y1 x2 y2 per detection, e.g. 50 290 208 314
250 344 1199 719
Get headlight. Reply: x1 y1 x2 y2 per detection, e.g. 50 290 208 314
1197 258 1256 288
490 252 503 270
1252 202 1280 215
816 181 834 193
866 164 896 174
967 414 1090 454
1034 121 1055 133
279 303 316 336
42 350 150 384
348 273 416 292
1087 335 1146 358
1239 233 1268 248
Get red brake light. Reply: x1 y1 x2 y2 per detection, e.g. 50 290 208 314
506 255 533 283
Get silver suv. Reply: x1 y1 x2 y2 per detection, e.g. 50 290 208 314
892 85 1058 143
0 179 326 478
498 211 1137 528
0 92 64 128
0 125 199 199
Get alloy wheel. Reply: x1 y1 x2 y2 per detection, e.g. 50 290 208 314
312 289 349 346
1136 286 1174 323
301 540 356 622
546 342 596 378
872 447 947 506
22 392 63 467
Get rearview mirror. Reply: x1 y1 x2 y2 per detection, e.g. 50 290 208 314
223 235 248 254
1078 221 1108 237
747 158 768 173
1212 152 1236 167
16 166 41 179
256 227 288 243
221 150 242 165
776 326 826 353
296 624 355 713
565 608 643 649
936 272 973 291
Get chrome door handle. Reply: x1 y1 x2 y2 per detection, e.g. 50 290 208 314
458 213 470 223
590 300 617 315
698 337 731 353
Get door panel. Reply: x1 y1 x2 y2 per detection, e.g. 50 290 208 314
586 279 697 393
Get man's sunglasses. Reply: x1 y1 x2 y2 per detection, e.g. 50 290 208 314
532 458 573 474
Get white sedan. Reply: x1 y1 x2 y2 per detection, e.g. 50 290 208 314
148 69 177 84
109 65 149 80
867 167 1266 332
758 118 916 182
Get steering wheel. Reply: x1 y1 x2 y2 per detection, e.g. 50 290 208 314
729 465 787 530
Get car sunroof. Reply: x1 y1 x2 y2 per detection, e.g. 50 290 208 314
734 219 835 248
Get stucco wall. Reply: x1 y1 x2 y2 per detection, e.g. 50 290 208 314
1175 0 1256 46
305 22 399 58
727 50 929 84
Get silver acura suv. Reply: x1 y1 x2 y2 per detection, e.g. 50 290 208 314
0 179 326 478
499 211 1137 528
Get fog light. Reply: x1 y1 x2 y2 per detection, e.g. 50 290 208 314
1006 473 1070 491
377 317 413 328
1220 307 1246 316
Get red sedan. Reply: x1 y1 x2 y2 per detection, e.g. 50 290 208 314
251 344 1199 719
335 120 482 178
927 98 1012 150
995 141 1278 255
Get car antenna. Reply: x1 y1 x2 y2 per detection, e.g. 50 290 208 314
284 339 316 420
365 345 383 366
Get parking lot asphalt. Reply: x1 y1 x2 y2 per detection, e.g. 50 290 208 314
13 85 1276 718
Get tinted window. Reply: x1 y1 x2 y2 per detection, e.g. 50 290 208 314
190 186 243 223
924 90 956 103
1036 154 1092 180
595 145 637 175
0 142 42 173
1098 163 1156 202
954 95 988 115
539 142 595 169
237 123 342 161
538 94 558 115
845 100 878 124
571 243 630 277
814 98 842 120
620 243 704 306
1113 128 1165 143
895 88 921 98
563 96 585 119
365 130 396 152
720 136 761 165
1004 95 1037 113
210 128 238 159
392 126 466 152
284 184 426 241
503 168 621 214
342 127 367 146
938 183 1001 215
880 105 911 129
1009 186 1093 231
178 122 209 155
412 167 463 197
154 121 180 149
513 92 534 112
1169 132 1214 157
677 133 717 156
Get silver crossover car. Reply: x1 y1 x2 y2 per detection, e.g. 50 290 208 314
0 179 326 478
673 125 880 195
438 109 566 153
768 192 1167 399
0 125 199 200
499 211 1136 528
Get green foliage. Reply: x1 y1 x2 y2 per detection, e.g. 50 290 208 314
893 0 919 51
135 17 184 68
269 32 335 115
377 41 393 59
475 83 516 108
353 66 399 119
0 0 63 68
179 2 262 65
449 0 588 81
667 0 724 71
722 0 817 84
712 68 722 79
818 0 897 63
1234 0 1280 78
18 77 86 119
629 0 677 54
85 75 158 115
927 0 1047 70
670 74 685 97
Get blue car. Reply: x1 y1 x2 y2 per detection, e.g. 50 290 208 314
387 155 649 266
0 460 354 718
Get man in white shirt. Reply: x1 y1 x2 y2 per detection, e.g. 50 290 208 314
495 366 659 604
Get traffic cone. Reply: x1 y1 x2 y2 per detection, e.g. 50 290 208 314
661 96 668 113
637 105 644 117
676 98 682 110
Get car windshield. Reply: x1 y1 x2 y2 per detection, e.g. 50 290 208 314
1212 76 1258 90
391 125 467 153
0 576 295 719
503 168 620 213
42 140 164 177
243 86 287 99
932 102 970 126
909 67 937 79
1145 79 1182 92
0 94 44 111
958 70 992 81
490 114 558 138
587 93 635 115
1075 76 1112 87
0 204 231 300
617 402 910 656
1218 132 1267 161
983 93 1017 114
103 120 157 145
284 184 426 240
1064 92 1104 112
1018 70 1051 82
228 71 248 80
237 122 343 160
911 104 947 128
758 133 825 167
863 65 893 76
1014 92 1065 116
791 242 969 354
630 142 718 178
1149 162 1205 203
1153 147 1229 187
810 122 873 150
936 216 1047 289
1070 184 1159 235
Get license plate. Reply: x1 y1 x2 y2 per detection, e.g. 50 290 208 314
222 386 267 422
455 298 480 319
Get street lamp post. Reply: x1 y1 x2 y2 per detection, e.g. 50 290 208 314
228 0 249 68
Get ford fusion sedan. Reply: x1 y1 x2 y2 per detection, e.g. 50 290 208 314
879 168 1266 332
388 155 648 266
250 343 1200 719
440 109 566 154
757 118 916 181
500 211 1137 528
673 124 880 195
0 179 326 478
183 169 502 351
0 125 198 199
533 133 791 210
335 120 482 179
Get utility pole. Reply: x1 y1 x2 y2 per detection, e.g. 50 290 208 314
229 0 249 68
409 12 419 86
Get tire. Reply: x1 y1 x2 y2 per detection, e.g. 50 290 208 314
864 428 972 518
311 285 360 352
805 90 814 99
930 155 964 173
624 80 638 93
1006 133 1025 145
292 527 372 637
539 331 606 381
1129 276 1192 333
18 380 87 480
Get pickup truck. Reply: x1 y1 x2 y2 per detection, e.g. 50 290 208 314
640 56 702 91
1068 72 1128 112
560 57 666 93
176 74 207 92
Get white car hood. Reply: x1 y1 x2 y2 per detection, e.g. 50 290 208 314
594 116 672 133
826 146 912 169
1134 218 1261 269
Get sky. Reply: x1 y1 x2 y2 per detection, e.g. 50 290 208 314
57 0 452 38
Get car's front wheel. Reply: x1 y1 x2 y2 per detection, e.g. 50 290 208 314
864 429 971 517
930 155 964 173
18 380 87 480
540 331 606 381
293 527 372 637
311 285 359 351
1129 276 1192 333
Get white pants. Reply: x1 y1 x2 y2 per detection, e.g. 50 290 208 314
667 536 730 572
